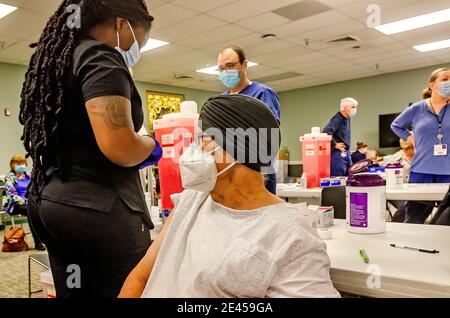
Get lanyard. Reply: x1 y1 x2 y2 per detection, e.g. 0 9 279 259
430 99 449 144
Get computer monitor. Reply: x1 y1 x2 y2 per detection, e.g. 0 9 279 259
379 113 401 148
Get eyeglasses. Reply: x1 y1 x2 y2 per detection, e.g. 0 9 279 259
217 61 241 72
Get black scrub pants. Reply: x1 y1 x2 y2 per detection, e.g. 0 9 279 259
27 194 151 298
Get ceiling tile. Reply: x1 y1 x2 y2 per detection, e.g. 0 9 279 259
150 3 199 31
316 0 360 8
246 40 296 59
266 51 331 68
20 0 61 15
337 0 423 19
0 9 47 39
207 0 302 23
176 24 252 49
153 15 227 42
235 12 290 32
144 0 169 10
254 46 309 64
262 10 350 39
200 33 267 54
284 19 368 47
171 0 238 13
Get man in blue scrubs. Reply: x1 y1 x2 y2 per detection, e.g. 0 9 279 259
323 98 359 176
217 46 281 194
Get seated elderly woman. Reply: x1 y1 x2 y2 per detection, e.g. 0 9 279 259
4 155 46 250
119 95 340 298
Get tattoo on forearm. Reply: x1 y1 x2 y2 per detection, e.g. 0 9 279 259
89 97 130 130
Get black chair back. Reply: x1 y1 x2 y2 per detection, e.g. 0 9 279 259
431 186 450 226
321 186 347 220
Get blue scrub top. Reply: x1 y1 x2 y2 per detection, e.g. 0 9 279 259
391 100 450 176
323 112 351 149
224 82 281 122
15 175 31 198
351 151 366 164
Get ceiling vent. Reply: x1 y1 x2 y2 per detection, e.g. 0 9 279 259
272 0 331 21
326 35 361 45
173 73 195 80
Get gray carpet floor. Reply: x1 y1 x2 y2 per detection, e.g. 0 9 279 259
0 223 49 298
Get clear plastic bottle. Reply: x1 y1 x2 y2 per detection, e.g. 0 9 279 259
298 173 308 189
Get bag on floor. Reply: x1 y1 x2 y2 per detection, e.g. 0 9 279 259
2 227 29 252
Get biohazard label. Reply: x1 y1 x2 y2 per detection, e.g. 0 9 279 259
161 134 174 146
163 147 175 159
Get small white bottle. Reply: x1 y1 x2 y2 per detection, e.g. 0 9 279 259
298 173 308 189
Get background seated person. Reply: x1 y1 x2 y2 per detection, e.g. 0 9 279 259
4 155 46 251
119 95 340 298
381 139 415 183
381 139 416 223
351 142 368 164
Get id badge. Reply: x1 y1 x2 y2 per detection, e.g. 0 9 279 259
434 144 448 156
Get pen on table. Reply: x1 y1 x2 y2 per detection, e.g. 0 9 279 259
390 244 440 254
359 249 370 264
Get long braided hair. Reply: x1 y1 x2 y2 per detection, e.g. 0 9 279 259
19 0 153 195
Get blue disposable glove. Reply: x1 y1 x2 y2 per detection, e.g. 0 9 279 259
138 136 163 169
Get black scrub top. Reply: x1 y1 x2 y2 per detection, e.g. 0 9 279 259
39 37 153 229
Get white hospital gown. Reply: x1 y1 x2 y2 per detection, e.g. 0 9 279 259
141 190 340 298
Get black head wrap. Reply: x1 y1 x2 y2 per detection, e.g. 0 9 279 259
199 94 281 173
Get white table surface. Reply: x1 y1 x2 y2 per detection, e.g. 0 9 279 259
277 183 450 201
327 220 450 298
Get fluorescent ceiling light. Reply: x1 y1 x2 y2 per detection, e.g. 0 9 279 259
375 8 450 35
196 62 258 75
0 3 17 20
413 39 450 52
141 39 169 53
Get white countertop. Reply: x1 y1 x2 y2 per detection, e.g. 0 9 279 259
326 220 450 298
277 183 450 201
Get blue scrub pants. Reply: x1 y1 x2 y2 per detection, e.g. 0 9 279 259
265 173 277 195
405 172 450 224
330 149 352 177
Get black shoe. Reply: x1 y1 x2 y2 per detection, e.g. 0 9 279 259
35 243 47 251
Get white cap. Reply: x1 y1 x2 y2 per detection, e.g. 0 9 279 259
311 127 321 135
181 101 198 115
300 126 332 140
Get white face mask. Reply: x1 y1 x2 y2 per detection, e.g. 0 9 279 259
180 143 237 193
115 20 141 69
349 108 358 118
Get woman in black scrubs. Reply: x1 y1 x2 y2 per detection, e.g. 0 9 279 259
19 0 161 298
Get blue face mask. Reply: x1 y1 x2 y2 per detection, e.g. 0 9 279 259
115 20 141 69
439 81 450 98
218 70 241 89
15 165 27 174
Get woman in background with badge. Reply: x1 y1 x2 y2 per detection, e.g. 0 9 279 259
391 68 450 224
